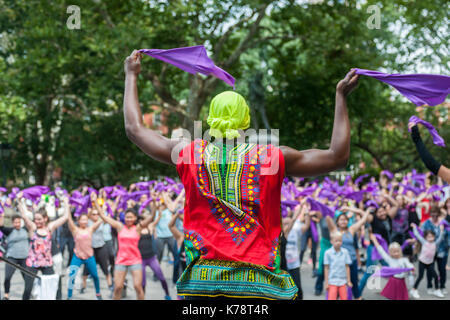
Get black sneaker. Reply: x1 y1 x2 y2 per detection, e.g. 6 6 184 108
96 294 103 300
314 289 322 296
80 287 86 294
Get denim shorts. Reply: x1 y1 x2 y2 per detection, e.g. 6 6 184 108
115 263 142 272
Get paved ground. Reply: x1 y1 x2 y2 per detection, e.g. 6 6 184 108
1 249 448 300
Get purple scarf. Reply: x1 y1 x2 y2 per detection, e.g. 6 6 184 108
355 68 450 106
381 170 394 180
355 174 369 186
310 221 319 243
140 45 235 88
372 267 414 278
372 234 389 261
307 198 335 218
345 191 365 203
21 186 51 202
408 116 446 147
296 186 316 197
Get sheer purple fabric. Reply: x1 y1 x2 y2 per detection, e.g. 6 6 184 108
372 267 413 278
408 116 446 147
21 186 51 201
355 68 450 106
355 174 369 186
139 46 235 88
307 198 335 218
381 170 394 180
372 234 388 261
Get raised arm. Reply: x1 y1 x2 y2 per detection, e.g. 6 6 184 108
383 194 399 219
48 199 69 233
65 197 78 235
168 212 184 245
411 223 426 245
369 233 393 265
16 198 36 233
349 208 371 235
325 215 338 234
93 192 123 232
435 225 445 245
89 209 104 233
136 212 155 234
110 195 121 214
161 191 178 213
280 69 359 177
284 204 304 237
123 50 186 166
409 124 447 182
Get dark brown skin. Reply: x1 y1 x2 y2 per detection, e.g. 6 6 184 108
123 50 359 177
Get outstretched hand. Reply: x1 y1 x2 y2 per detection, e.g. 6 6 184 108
337 69 359 96
124 50 142 76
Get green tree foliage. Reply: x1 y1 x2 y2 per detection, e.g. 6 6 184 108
0 0 447 187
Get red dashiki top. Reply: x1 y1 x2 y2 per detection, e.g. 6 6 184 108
175 139 297 300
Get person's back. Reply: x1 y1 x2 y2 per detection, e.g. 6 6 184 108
176 138 298 299
122 51 360 298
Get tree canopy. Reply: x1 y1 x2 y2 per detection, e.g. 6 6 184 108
0 0 448 188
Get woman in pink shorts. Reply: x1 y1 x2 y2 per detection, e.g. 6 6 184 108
93 192 155 300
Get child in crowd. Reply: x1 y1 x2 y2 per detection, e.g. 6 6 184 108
324 231 352 300
370 234 414 300
409 223 445 299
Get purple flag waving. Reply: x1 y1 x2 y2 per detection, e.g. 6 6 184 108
355 68 450 106
22 186 51 202
372 234 389 261
307 198 335 218
140 45 235 89
372 267 414 278
408 116 446 147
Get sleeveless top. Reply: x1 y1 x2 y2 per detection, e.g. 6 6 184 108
115 225 142 265
341 231 357 262
175 139 297 300
26 228 53 268
138 232 156 259
74 230 94 260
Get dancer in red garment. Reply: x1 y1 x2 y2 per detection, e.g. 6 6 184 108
123 50 359 299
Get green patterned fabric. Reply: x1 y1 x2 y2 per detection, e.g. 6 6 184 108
177 258 298 300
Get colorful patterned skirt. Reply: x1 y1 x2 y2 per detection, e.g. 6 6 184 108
176 258 298 300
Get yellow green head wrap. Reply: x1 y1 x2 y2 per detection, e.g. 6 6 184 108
206 91 251 139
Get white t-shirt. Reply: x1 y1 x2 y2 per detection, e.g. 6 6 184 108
285 219 303 270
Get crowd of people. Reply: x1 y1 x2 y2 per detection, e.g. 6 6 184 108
0 169 448 300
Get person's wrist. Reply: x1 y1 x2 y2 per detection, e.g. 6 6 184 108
125 72 138 80
336 89 346 97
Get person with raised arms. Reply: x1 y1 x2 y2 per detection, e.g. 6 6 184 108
93 191 154 300
409 123 450 183
66 195 103 300
122 49 359 299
